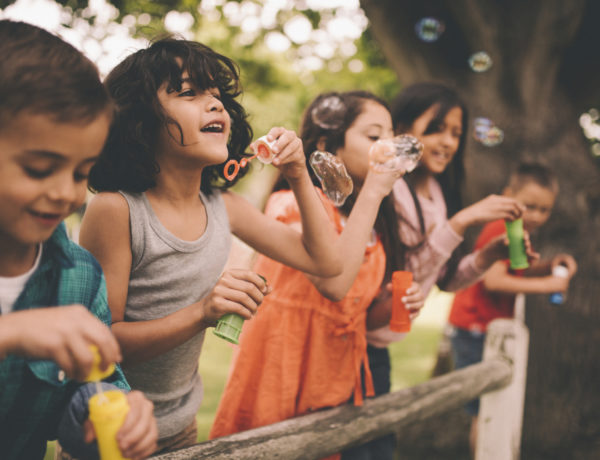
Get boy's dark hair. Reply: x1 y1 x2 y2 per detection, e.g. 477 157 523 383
508 161 559 194
390 82 469 289
0 20 110 130
283 90 403 280
88 37 253 195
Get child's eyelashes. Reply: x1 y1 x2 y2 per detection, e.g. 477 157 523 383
23 167 53 179
178 89 196 97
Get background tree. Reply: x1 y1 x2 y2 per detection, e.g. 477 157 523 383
359 0 600 458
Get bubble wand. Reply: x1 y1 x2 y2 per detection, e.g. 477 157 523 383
223 135 277 181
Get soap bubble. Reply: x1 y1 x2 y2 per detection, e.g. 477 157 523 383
468 51 492 72
473 117 504 147
415 17 445 42
309 150 353 206
251 135 277 164
369 135 424 173
473 117 493 142
481 126 504 147
310 95 346 130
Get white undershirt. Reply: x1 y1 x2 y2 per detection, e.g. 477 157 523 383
0 244 43 315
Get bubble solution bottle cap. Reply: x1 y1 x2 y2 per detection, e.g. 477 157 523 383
88 390 130 460
85 345 115 382
504 218 529 270
213 313 245 345
251 135 277 164
549 264 569 305
390 271 413 333
213 275 268 345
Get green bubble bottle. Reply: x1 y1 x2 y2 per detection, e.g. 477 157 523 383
505 218 529 270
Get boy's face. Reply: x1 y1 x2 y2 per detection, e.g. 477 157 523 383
156 71 232 168
506 182 556 232
0 111 110 248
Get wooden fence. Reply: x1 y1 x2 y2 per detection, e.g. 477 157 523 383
152 307 530 460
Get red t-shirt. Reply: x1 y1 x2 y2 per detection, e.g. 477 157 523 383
448 220 515 332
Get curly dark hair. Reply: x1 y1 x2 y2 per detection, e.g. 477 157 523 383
88 37 253 195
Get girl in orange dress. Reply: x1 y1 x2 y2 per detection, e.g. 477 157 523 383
210 91 425 458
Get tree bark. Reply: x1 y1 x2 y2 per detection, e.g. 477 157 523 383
360 0 600 457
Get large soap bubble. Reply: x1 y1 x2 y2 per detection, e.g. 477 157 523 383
310 95 347 130
369 135 424 173
468 51 492 72
473 117 504 147
309 150 353 206
415 17 445 42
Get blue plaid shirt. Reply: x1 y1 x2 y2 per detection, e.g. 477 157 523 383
0 223 129 459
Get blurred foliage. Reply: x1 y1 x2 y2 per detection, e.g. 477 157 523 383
2 0 400 135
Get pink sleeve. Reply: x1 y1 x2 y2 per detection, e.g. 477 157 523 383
440 251 486 292
393 180 465 296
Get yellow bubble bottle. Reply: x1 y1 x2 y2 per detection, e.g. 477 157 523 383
85 345 116 382
88 390 130 460
86 345 129 459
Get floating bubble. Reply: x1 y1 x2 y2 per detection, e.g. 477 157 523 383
310 95 346 130
473 117 504 147
473 117 493 143
481 126 504 147
369 135 424 173
251 135 277 164
468 51 492 72
415 17 445 42
309 150 353 206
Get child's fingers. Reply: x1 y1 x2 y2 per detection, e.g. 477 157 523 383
118 391 157 459
66 337 96 381
226 269 270 294
272 137 303 166
83 419 96 444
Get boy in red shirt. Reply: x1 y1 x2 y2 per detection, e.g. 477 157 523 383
448 162 577 455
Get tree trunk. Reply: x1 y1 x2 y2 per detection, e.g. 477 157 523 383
360 0 600 457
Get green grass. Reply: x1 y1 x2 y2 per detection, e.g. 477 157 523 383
44 313 446 457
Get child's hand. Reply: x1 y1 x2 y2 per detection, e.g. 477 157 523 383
198 269 271 328
83 390 157 460
404 282 425 321
476 229 540 270
0 305 121 381
451 194 525 235
258 127 306 180
362 164 404 201
118 391 158 459
552 254 577 278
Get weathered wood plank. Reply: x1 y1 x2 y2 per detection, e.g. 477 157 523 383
151 357 512 460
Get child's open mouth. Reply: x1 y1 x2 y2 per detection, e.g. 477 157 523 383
201 122 225 133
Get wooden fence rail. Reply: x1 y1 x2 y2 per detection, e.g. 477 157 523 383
152 317 524 460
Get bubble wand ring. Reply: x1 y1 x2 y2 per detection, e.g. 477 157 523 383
223 153 257 181
223 135 278 181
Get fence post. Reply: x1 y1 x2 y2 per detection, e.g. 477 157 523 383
475 316 529 460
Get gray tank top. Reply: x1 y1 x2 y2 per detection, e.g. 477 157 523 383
119 190 231 439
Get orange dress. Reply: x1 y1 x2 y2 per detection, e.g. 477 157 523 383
210 190 386 458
